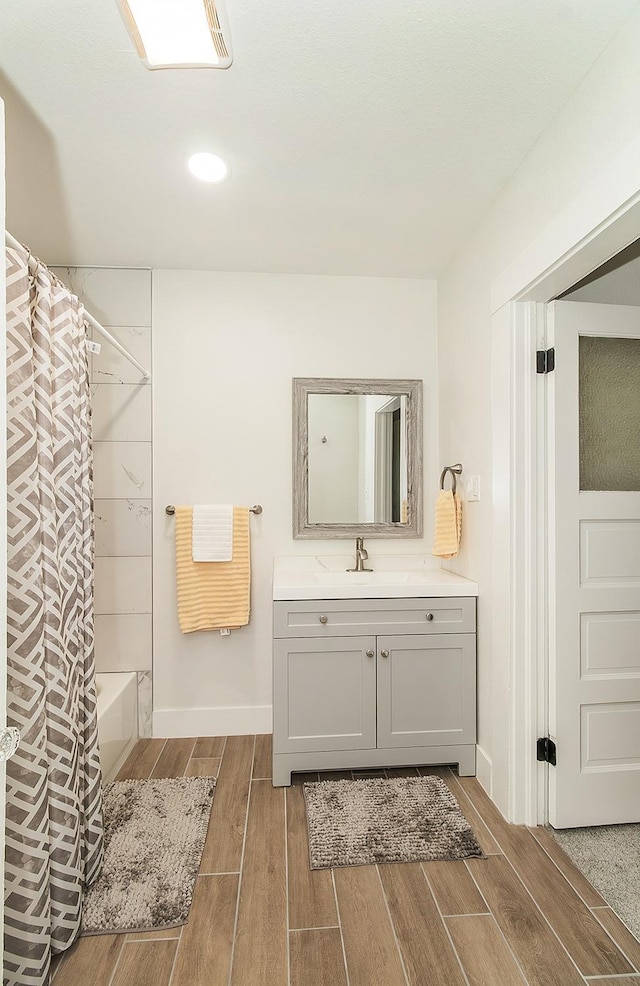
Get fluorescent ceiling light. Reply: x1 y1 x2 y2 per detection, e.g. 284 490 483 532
118 0 232 69
188 152 229 182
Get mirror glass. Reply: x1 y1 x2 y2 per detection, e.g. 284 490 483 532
308 394 407 524
293 378 423 539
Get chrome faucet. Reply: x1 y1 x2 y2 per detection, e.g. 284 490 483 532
347 536 373 573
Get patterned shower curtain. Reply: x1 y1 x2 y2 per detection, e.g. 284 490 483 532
4 245 104 986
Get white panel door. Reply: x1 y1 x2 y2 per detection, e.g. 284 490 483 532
548 300 640 827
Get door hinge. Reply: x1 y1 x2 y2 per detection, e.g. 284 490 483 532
536 348 555 374
537 736 557 765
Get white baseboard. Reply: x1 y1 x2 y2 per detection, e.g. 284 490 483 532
475 744 492 797
153 705 272 738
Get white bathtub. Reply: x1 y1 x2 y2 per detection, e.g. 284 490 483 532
96 672 138 782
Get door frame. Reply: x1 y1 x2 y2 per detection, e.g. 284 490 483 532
490 142 640 826
374 397 398 522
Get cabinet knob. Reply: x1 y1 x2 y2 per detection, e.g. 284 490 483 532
366 649 374 658
426 612 434 621
380 649 389 659
319 614 328 624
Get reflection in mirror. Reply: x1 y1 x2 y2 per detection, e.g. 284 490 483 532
293 378 423 539
308 394 407 524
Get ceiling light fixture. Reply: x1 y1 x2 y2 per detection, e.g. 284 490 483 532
187 152 229 183
117 0 233 70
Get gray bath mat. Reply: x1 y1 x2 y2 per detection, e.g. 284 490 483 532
303 775 484 869
81 775 215 935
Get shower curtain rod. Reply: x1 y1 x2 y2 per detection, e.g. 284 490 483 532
5 231 151 380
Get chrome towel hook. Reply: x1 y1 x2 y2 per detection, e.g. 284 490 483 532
439 463 463 495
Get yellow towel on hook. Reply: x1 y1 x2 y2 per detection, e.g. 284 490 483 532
175 506 250 633
432 490 462 559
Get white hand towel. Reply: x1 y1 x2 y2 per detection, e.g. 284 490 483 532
192 504 234 562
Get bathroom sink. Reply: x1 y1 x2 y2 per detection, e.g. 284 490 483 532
314 571 410 586
273 556 478 600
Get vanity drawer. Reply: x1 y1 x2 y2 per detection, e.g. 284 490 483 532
273 597 475 637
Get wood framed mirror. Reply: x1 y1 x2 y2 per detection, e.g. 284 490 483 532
292 377 423 539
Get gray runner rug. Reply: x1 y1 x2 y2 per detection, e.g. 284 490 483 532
81 775 215 935
303 775 484 869
551 823 640 941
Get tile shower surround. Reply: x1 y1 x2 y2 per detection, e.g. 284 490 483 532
51 267 153 735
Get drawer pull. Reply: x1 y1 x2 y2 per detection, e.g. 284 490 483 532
366 649 374 658
426 612 434 622
319 614 328 624
380 649 389 659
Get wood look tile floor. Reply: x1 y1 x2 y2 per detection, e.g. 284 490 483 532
51 736 640 986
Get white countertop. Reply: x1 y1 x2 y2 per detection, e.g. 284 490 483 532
273 555 478 600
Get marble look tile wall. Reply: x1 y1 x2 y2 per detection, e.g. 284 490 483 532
52 267 153 736
137 671 153 738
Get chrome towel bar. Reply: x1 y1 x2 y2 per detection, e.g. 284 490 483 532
165 504 263 516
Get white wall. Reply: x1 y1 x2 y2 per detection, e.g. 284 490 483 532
438 6 640 815
152 270 438 736
563 244 640 304
308 395 360 522
359 396 373 521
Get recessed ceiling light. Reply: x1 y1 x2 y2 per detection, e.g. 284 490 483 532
187 152 229 183
117 0 233 70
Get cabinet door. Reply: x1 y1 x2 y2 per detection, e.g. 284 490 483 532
273 636 376 754
376 634 476 749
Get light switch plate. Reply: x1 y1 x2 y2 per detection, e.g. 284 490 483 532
466 476 480 501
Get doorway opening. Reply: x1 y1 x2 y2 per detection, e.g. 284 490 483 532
491 189 640 834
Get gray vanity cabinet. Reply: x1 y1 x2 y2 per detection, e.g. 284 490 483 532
272 597 476 786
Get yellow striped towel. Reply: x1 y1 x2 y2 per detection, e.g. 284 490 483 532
175 506 251 633
432 490 462 559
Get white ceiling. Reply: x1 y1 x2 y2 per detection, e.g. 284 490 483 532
1 0 639 276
